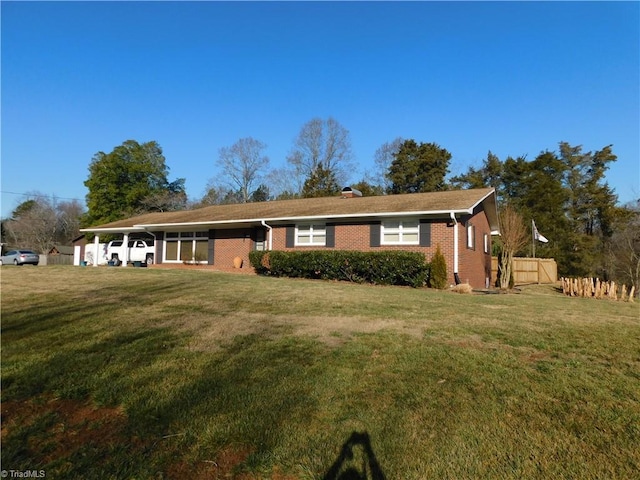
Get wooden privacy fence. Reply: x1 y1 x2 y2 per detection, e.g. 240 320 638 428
491 257 557 285
561 277 636 302
41 254 74 266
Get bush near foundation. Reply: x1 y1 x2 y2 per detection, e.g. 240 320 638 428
249 250 428 288
428 245 448 289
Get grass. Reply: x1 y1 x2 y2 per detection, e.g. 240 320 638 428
1 266 639 479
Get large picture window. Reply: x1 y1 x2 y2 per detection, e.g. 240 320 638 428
295 224 326 246
381 219 419 245
165 231 209 262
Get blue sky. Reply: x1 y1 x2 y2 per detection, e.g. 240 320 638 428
2 1 638 218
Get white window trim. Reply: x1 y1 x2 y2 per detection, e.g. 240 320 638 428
381 219 420 246
295 224 327 246
164 231 209 263
467 224 475 250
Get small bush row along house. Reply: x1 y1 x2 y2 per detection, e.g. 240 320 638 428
80 187 499 288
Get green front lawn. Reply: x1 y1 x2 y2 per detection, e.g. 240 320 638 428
1 267 638 479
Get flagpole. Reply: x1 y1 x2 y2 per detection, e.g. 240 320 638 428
532 220 536 258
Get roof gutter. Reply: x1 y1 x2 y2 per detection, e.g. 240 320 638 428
79 226 150 235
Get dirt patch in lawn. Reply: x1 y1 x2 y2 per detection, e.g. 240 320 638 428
1 397 297 479
157 444 302 480
289 314 424 346
167 445 298 480
1 395 129 464
166 444 254 479
179 312 425 351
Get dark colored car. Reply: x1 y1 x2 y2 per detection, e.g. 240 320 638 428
0 250 40 266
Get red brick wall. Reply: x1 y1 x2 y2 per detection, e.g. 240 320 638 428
457 205 492 288
211 228 255 271
271 225 288 251
159 209 493 287
269 212 492 289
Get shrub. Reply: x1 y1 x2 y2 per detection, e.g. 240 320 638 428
248 251 269 275
429 245 448 289
450 283 473 294
249 250 428 287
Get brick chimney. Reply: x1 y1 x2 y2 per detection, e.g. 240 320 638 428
341 186 362 198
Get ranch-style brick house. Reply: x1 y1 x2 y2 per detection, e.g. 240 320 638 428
80 187 499 288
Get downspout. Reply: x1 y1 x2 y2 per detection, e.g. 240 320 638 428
261 220 273 251
450 212 461 285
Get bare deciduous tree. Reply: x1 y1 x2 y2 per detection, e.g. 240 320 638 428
217 137 269 203
3 194 84 253
264 167 303 200
191 180 244 208
56 199 85 242
287 117 354 189
497 204 529 289
373 137 403 191
607 200 640 290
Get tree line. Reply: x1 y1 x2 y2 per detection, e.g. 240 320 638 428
1 116 637 289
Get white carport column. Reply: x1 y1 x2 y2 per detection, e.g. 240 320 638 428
122 233 129 267
93 234 100 267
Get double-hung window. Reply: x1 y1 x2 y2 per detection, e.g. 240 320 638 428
295 224 326 246
381 219 419 245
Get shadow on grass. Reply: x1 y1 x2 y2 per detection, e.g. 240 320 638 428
3 281 392 479
1 325 184 477
323 432 387 480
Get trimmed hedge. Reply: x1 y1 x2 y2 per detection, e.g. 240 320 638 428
249 250 429 288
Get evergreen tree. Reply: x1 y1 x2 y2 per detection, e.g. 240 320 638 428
387 140 451 194
301 164 341 198
450 151 505 201
447 141 622 277
429 245 448 289
559 142 619 276
350 180 385 197
84 140 185 226
250 184 271 202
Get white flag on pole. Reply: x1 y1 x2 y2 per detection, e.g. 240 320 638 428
532 220 549 243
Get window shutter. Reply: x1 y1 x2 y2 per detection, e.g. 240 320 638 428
208 229 215 265
419 220 431 247
370 222 381 247
326 224 335 248
286 225 295 248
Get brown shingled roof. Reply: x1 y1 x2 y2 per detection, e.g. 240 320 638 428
83 188 498 232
